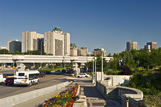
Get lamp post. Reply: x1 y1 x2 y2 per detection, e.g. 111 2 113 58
63 53 67 69
101 48 104 81
92 58 95 83
95 57 97 82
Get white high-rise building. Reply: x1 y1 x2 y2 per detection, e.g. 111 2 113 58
44 27 70 56
64 33 70 56
22 31 44 52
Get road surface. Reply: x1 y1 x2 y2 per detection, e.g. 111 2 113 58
0 74 67 98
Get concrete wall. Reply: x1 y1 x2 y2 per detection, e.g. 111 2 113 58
0 81 72 107
104 75 132 86
96 81 145 107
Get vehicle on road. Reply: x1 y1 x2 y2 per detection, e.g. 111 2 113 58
40 72 45 77
0 73 5 84
14 70 40 86
76 73 90 78
45 71 51 74
5 76 15 85
62 69 67 73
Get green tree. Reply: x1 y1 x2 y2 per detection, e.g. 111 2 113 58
107 53 112 57
0 49 9 54
87 55 109 71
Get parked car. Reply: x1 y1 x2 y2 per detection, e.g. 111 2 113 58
45 71 51 74
77 73 90 78
5 76 15 85
40 72 45 77
62 69 67 73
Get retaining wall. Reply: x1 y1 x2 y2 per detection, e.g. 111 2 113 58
96 81 146 107
0 81 72 107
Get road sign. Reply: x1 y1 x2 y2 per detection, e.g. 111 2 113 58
13 66 16 70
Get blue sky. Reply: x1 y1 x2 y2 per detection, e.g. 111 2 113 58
0 0 161 54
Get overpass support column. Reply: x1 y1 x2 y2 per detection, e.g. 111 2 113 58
73 63 80 77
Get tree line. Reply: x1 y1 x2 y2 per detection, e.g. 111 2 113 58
0 49 46 55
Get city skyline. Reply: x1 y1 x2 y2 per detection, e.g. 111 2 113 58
0 0 161 54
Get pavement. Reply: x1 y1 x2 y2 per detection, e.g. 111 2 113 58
14 76 121 107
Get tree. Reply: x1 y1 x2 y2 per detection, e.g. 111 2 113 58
107 53 112 57
87 55 109 71
0 49 9 54
121 65 132 75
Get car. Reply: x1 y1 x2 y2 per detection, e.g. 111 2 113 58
40 72 45 77
62 69 67 73
77 73 90 78
45 71 51 74
5 76 15 85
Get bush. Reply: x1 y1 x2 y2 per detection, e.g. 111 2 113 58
127 72 161 95
121 65 132 75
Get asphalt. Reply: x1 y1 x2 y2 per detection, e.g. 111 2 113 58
14 76 121 107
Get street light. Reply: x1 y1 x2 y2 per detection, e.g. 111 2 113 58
101 48 104 81
95 57 97 82
92 58 95 83
63 53 67 69
92 57 97 84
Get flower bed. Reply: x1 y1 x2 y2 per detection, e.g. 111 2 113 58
41 83 78 107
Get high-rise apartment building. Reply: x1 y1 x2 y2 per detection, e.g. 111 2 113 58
126 41 138 52
70 44 77 56
145 42 157 52
33 38 44 51
44 27 70 56
78 47 88 56
9 40 21 52
22 31 44 52
93 48 106 56
64 33 70 55
7 41 11 51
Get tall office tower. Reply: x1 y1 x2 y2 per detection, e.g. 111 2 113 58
7 41 11 50
93 48 106 56
33 38 44 51
9 40 21 52
22 31 44 52
70 43 78 56
64 33 70 56
126 41 138 52
145 42 157 52
78 47 88 56
44 27 70 56
37 38 44 52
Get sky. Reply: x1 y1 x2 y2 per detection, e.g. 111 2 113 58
0 0 161 54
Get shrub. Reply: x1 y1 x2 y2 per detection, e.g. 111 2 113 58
121 65 132 75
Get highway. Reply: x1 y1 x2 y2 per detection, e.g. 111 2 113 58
0 74 68 99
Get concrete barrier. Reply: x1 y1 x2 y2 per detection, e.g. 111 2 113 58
0 81 72 107
96 81 146 107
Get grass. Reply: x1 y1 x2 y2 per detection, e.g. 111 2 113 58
104 69 122 75
144 93 161 107
39 67 67 72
